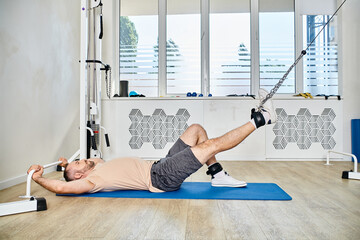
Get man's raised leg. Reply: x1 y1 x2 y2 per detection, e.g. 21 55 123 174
179 124 247 187
190 122 255 165
190 88 277 175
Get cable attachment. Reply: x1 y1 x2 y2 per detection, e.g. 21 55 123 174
257 50 307 110
85 60 112 99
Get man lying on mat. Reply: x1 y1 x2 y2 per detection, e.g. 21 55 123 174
28 89 277 194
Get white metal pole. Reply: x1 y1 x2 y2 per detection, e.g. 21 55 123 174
96 3 102 149
23 169 36 198
21 148 80 199
22 161 62 198
80 0 89 159
325 151 332 165
68 149 81 162
114 0 120 97
100 126 107 134
327 150 358 173
43 161 63 169
86 127 94 136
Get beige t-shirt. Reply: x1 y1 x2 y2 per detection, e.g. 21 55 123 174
86 157 163 193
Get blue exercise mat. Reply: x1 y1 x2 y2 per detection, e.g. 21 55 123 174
57 182 292 201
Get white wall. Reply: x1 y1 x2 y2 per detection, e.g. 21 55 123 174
339 0 360 155
0 0 80 187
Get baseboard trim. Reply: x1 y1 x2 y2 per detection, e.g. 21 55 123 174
0 167 58 191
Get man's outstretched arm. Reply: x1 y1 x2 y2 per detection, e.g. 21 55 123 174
28 165 94 194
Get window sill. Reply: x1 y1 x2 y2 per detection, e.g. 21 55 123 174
104 95 342 101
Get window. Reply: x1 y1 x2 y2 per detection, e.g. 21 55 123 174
210 0 251 96
303 15 338 95
119 0 158 97
117 0 339 97
166 0 201 94
259 0 295 93
303 16 338 95
300 0 338 95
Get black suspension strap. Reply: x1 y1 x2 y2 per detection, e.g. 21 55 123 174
258 0 348 110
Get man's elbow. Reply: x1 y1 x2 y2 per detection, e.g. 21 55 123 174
55 185 68 194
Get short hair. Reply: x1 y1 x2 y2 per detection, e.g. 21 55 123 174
63 163 72 182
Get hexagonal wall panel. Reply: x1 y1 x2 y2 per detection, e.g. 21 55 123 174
273 108 336 150
129 108 191 149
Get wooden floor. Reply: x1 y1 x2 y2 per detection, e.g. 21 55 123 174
0 161 359 240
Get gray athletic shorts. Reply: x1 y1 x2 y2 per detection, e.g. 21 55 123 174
150 138 203 192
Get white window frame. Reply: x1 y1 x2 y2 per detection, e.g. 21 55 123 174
201 0 210 96
250 0 260 95
158 0 167 97
294 0 303 94
117 0 339 97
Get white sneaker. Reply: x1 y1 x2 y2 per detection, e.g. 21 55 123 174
211 171 247 188
258 88 277 124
